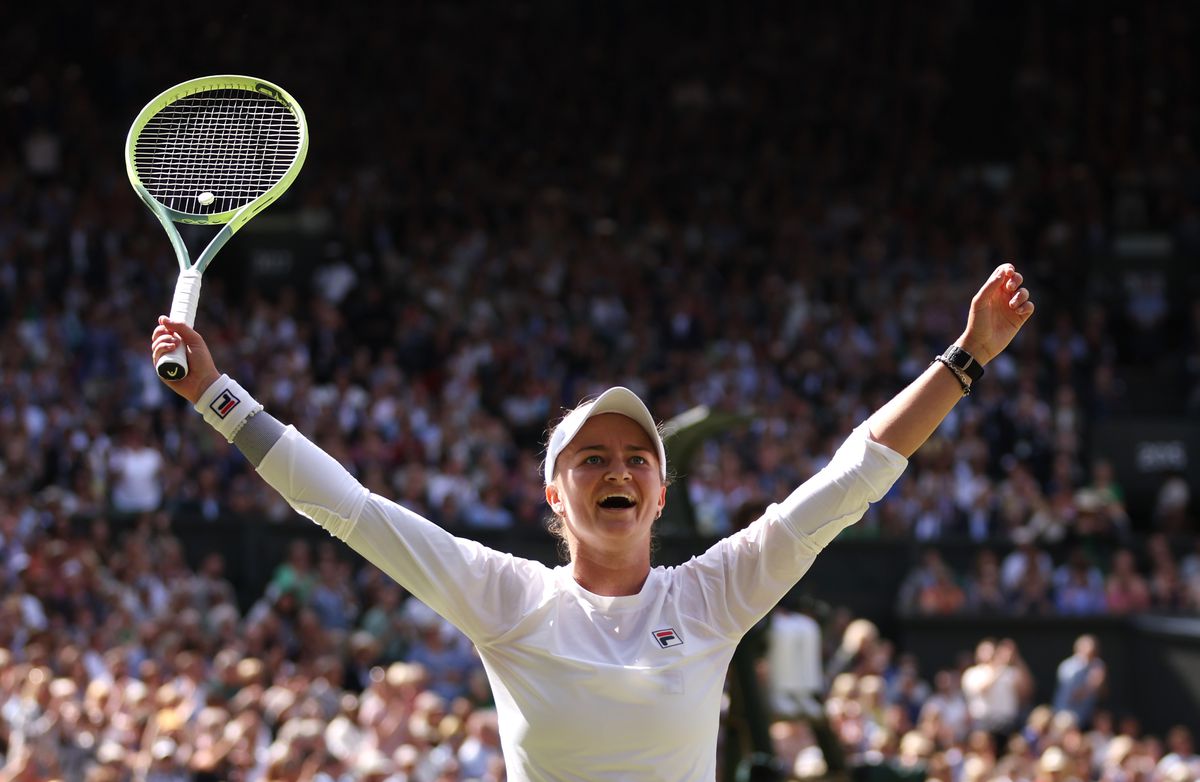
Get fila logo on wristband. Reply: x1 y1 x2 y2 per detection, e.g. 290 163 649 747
653 628 683 648
210 388 241 419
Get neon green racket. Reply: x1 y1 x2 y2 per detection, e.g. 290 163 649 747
126 75 308 380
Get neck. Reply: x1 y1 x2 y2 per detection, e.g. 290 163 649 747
568 547 652 597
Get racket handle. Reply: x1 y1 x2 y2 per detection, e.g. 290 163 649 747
156 269 203 381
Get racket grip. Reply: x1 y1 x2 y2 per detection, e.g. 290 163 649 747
156 269 203 381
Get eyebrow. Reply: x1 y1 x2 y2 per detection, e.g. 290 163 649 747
575 444 654 454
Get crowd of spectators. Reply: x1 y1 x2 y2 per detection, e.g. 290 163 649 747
0 521 503 781
2 2 1200 780
897 530 1200 617
4 521 1199 781
4 4 1198 547
800 617 1200 782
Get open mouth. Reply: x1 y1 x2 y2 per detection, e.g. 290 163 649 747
598 495 637 510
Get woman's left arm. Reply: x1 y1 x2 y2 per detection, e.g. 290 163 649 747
867 263 1035 458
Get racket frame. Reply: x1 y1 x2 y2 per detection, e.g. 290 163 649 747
126 75 308 378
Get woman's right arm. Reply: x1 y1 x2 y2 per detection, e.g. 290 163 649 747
150 317 546 643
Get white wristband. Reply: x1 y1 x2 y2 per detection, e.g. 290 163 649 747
194 374 264 443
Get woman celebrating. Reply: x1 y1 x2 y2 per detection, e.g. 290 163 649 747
151 264 1033 780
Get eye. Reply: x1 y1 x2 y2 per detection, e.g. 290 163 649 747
583 455 603 465
629 455 648 466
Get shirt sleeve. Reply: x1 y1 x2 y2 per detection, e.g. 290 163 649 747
255 425 551 644
675 422 907 637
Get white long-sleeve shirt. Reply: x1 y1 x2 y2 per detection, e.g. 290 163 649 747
254 422 906 781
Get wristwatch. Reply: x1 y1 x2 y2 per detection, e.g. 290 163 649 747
939 345 985 384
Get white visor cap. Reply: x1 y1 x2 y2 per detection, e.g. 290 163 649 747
544 386 667 485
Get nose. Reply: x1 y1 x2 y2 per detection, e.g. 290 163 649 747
605 465 631 481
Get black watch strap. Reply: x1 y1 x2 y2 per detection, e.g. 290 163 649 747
940 345 984 383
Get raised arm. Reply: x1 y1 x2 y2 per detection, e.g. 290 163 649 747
150 317 546 643
151 316 282 464
866 263 1035 458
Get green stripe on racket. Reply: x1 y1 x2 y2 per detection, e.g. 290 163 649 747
126 75 308 380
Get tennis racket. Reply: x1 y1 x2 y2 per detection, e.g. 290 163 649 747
126 75 308 380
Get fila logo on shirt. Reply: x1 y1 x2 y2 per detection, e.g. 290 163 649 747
652 628 683 648
210 388 241 419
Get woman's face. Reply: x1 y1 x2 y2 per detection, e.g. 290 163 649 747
545 413 666 557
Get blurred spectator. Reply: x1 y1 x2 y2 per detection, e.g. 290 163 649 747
1052 547 1107 615
1155 474 1193 536
1001 528 1054 592
1125 271 1169 362
1146 534 1192 612
962 549 1009 615
309 555 358 635
765 603 824 719
269 540 317 606
1003 529 1056 615
404 602 482 703
1081 458 1131 534
1051 634 1107 729
106 419 163 515
902 549 964 618
884 655 930 728
825 619 879 689
1105 548 1152 614
462 484 516 531
918 669 971 745
961 638 1032 742
343 631 382 693
897 548 953 615
916 560 967 616
457 708 503 780
359 581 414 663
1156 726 1200 782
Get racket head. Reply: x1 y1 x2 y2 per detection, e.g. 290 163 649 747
125 75 308 231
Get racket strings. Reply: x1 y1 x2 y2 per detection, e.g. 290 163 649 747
133 88 302 214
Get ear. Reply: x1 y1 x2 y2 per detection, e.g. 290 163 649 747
545 483 564 514
656 484 667 517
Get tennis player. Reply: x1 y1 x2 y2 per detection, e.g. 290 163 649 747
151 263 1033 780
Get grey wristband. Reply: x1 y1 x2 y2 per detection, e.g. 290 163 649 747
232 411 286 467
